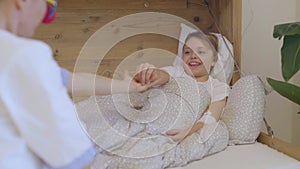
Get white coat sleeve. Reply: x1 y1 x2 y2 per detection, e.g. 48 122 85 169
0 41 95 169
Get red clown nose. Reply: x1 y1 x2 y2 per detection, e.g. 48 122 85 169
42 0 58 24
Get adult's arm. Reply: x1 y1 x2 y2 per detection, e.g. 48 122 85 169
66 71 150 97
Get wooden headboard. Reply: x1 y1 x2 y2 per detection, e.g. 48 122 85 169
35 0 241 82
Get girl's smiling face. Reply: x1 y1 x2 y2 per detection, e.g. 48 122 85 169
182 36 217 82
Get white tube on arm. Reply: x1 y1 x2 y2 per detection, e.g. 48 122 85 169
198 111 217 124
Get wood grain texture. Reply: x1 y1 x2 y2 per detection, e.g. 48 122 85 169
210 0 242 84
35 1 216 77
58 0 187 10
34 0 241 79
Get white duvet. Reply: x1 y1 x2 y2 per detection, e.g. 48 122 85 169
76 77 229 169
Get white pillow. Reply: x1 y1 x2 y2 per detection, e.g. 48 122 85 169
222 75 265 145
173 23 234 84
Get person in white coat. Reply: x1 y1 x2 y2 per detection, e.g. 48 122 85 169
0 0 149 168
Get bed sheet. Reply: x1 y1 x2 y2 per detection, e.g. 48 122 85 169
172 142 300 169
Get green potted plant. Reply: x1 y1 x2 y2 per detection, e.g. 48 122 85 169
267 22 300 114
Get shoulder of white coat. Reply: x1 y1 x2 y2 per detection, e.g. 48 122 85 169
13 39 54 71
0 33 52 74
2 35 52 64
2 39 59 88
16 38 52 59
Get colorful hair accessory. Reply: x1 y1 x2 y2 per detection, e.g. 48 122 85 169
42 0 58 24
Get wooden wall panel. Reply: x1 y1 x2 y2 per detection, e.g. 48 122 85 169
58 0 187 10
35 1 218 77
212 0 242 84
35 0 241 80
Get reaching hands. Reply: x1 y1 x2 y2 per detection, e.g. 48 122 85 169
134 63 170 87
123 71 151 93
118 70 151 93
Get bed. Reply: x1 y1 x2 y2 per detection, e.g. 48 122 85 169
172 142 300 169
35 0 300 168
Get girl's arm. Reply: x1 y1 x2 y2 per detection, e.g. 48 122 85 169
166 98 227 142
208 98 227 121
165 122 205 142
188 98 227 134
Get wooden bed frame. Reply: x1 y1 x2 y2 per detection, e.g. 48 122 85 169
35 0 300 161
258 132 300 161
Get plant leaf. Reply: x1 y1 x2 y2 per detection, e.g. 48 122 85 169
267 78 300 105
281 35 300 81
273 22 300 39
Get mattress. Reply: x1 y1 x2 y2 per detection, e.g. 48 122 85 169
172 142 300 169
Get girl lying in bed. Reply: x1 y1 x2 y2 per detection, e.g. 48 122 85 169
76 31 230 169
135 31 230 142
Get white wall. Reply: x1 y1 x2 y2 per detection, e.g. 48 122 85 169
291 0 300 143
297 0 300 19
242 0 300 146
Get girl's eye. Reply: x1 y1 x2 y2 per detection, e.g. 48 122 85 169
184 50 191 54
197 51 205 55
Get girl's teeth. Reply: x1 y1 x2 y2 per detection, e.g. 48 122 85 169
189 62 200 66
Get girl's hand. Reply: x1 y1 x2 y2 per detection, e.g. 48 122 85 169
115 70 151 93
134 63 170 87
122 71 151 93
135 63 157 86
165 128 190 142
